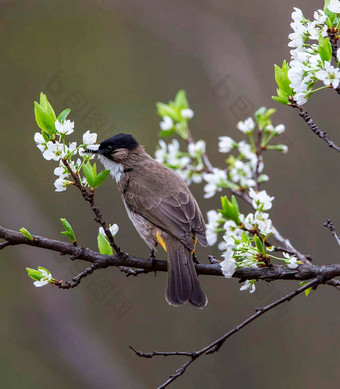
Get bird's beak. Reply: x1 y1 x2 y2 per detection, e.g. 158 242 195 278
85 147 101 154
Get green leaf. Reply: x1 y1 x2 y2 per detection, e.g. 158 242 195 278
274 61 293 96
97 232 113 255
57 108 71 123
174 90 189 109
304 287 312 297
158 129 176 137
299 281 312 296
19 227 33 241
272 94 289 105
254 234 265 254
94 170 110 188
218 195 240 225
60 218 76 243
26 267 44 281
319 36 332 62
82 162 96 187
40 93 56 124
34 102 55 134
156 102 178 119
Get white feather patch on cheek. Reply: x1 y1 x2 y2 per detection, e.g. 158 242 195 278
98 155 124 183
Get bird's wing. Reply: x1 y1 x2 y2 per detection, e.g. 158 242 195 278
124 162 207 250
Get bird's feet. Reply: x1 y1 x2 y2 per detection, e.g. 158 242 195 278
149 249 157 276
192 253 200 265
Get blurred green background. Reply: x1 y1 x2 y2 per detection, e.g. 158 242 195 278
2 0 340 388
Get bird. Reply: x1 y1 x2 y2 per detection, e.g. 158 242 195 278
89 133 208 308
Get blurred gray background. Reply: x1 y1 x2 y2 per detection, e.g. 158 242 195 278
1 0 340 388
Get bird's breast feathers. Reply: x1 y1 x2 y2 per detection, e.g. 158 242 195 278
98 155 124 183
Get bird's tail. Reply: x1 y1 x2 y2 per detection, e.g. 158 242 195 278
164 236 208 308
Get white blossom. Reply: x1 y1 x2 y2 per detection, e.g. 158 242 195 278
315 62 340 89
283 252 299 269
34 132 46 152
188 140 206 156
155 140 168 163
55 119 74 135
54 177 72 192
220 256 236 278
314 10 326 25
274 124 285 134
237 118 255 134
99 224 119 238
160 116 173 131
240 280 256 293
291 7 304 23
83 130 97 145
202 168 227 199
218 136 234 153
249 188 274 211
180 108 194 119
33 268 52 287
328 0 340 14
206 210 221 246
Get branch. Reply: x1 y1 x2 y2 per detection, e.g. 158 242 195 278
54 262 103 289
328 27 339 62
2 225 340 282
131 277 322 389
62 158 121 254
323 219 340 247
290 101 340 153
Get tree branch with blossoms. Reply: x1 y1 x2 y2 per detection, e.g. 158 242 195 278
273 1 340 152
2 4 340 383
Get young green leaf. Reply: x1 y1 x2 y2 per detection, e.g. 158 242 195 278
82 162 96 187
57 108 71 123
174 90 189 109
97 232 113 255
94 170 110 188
60 218 76 243
39 93 56 124
299 281 312 297
156 102 178 119
26 267 44 281
318 36 332 62
34 102 55 134
254 234 265 255
218 195 240 225
19 227 33 241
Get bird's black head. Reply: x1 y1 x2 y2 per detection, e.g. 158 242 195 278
88 133 139 160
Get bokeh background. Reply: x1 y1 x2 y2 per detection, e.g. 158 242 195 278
2 0 340 388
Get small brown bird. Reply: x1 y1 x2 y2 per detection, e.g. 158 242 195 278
91 133 208 308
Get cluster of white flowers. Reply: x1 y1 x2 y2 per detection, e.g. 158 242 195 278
287 6 340 105
155 139 205 184
34 120 99 192
159 108 194 131
217 185 301 292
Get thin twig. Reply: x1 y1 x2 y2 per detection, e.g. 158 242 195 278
290 101 340 153
323 219 340 247
54 262 103 289
119 266 152 277
132 277 322 389
0 241 10 250
327 279 340 291
328 27 339 62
